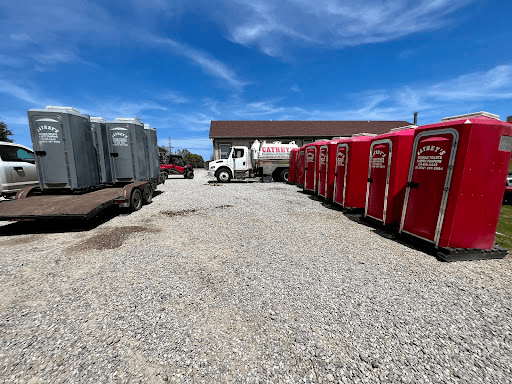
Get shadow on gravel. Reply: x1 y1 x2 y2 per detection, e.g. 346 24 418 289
0 206 122 236
160 205 234 217
207 180 258 184
70 225 161 252
343 213 436 257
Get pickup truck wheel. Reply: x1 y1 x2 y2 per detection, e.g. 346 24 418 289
130 188 143 211
142 184 153 204
216 169 231 183
280 169 290 182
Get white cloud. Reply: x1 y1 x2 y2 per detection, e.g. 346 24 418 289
159 91 190 104
0 54 25 68
10 33 31 41
0 80 57 107
214 0 474 56
147 34 248 89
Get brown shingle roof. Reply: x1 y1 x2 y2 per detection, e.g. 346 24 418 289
209 120 412 138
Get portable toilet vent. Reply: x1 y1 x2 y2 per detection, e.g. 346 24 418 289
106 118 149 183
90 117 113 184
399 112 512 260
144 124 160 181
27 106 100 190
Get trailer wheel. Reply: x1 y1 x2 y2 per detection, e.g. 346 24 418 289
216 169 232 183
142 184 153 204
280 169 290 182
130 188 143 211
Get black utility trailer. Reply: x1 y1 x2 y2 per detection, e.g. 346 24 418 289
0 180 157 221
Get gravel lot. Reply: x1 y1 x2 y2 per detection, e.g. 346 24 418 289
1 169 512 384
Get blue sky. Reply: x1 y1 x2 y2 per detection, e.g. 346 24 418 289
1 0 512 160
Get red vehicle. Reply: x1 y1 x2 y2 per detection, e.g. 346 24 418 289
160 154 194 180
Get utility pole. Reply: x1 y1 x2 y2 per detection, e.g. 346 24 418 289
168 136 172 155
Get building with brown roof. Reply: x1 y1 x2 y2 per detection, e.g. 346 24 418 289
209 120 411 159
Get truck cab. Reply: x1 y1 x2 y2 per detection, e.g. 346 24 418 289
208 146 251 182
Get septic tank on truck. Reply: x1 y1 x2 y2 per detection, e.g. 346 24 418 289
208 140 298 182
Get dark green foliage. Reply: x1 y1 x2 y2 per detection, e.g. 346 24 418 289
0 122 13 142
177 148 204 168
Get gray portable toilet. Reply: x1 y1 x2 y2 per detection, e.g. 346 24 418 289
144 124 160 181
27 106 100 190
90 117 113 184
106 118 149 183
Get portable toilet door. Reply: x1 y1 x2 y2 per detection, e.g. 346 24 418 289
304 144 318 193
90 117 113 184
317 144 329 198
27 106 100 190
399 127 457 246
332 140 350 207
319 140 342 201
334 135 374 209
288 148 298 184
399 112 512 252
365 127 416 226
296 147 306 187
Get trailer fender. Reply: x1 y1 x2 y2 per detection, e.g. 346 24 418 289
118 181 147 208
15 185 41 200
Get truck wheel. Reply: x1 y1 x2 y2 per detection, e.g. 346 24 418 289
216 169 232 183
142 184 153 204
129 188 143 211
185 170 194 179
280 169 290 182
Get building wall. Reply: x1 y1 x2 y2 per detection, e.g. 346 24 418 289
212 136 343 159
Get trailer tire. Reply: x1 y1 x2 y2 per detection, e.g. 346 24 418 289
216 169 232 183
130 188 143 211
280 169 290 182
142 184 153 204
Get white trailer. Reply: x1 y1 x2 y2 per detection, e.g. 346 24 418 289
208 140 298 182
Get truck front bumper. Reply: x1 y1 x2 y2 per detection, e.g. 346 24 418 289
207 170 216 178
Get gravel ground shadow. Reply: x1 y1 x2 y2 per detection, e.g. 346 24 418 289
0 206 122 236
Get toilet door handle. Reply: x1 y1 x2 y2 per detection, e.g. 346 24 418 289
407 181 420 189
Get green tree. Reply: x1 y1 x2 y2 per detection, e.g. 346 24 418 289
0 122 13 142
177 148 204 168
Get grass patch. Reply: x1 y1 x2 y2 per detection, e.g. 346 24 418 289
496 203 512 250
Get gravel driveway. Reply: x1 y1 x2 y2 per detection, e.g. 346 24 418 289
1 169 512 384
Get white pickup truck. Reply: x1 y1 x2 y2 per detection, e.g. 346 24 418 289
208 140 298 182
0 141 38 198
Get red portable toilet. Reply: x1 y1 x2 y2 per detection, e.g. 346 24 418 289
333 134 375 209
288 148 299 184
399 112 512 260
365 126 417 226
318 139 348 201
304 141 329 194
296 146 306 187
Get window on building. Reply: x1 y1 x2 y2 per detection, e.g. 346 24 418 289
220 144 231 159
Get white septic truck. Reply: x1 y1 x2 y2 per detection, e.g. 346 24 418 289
208 140 298 182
